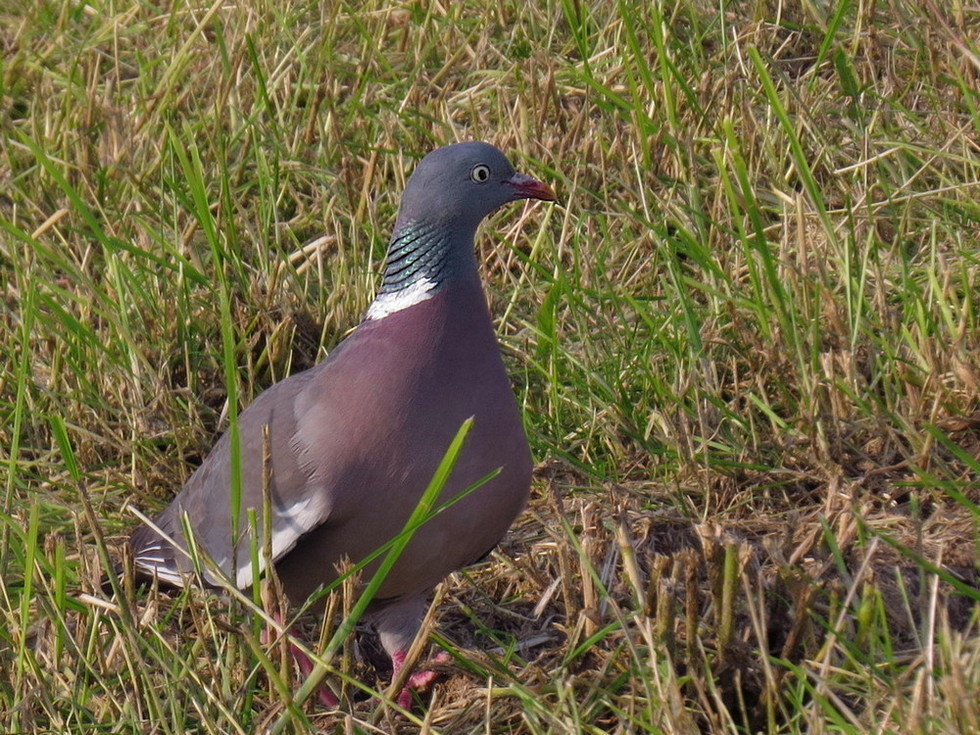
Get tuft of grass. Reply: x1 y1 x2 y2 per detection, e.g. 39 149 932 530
1 0 978 732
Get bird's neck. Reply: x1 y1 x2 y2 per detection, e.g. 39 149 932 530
366 220 479 321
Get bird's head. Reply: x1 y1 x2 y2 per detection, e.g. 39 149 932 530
394 141 555 234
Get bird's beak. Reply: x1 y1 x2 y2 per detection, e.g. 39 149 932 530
506 172 557 202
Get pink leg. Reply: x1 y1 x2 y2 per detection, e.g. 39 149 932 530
289 636 340 708
263 615 339 707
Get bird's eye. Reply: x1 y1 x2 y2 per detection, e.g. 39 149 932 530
470 164 491 183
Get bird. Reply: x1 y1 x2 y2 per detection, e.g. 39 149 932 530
127 141 556 707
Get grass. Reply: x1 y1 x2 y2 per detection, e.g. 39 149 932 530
1 0 978 732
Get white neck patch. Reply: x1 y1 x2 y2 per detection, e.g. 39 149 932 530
366 277 438 320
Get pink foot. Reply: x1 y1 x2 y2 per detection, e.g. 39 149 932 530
391 650 451 708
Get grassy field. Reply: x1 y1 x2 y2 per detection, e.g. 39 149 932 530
2 0 978 732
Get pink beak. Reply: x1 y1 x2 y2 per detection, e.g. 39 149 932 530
506 172 557 202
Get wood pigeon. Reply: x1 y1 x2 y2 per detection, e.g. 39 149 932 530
128 141 555 707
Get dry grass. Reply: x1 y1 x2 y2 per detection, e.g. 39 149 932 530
1 0 978 732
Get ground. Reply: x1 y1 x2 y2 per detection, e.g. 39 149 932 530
1 1 978 733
